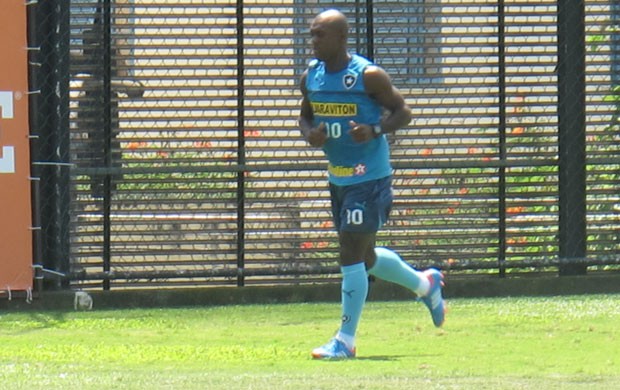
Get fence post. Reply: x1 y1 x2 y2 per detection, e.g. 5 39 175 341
366 0 374 61
613 3 620 86
101 0 114 290
33 0 71 288
236 0 246 287
497 0 507 277
557 0 587 275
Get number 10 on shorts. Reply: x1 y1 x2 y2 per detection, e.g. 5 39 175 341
346 208 364 225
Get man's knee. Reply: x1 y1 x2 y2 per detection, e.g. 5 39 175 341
339 232 376 266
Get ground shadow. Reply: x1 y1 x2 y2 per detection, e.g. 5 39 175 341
352 355 407 361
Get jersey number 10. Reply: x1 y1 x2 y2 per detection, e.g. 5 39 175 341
325 122 342 138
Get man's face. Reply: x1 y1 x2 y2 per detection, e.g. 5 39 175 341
310 17 342 61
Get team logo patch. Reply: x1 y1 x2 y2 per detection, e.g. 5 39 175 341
343 73 357 89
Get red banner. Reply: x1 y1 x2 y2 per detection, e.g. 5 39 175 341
0 1 33 293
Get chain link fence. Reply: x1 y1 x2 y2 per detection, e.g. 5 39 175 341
29 0 619 290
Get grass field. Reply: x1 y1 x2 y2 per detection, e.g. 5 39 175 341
1 294 619 389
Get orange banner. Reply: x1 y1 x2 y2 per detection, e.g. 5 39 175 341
0 1 33 292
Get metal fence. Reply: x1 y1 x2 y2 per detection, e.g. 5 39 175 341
29 0 619 290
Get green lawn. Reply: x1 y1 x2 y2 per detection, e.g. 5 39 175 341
0 294 618 389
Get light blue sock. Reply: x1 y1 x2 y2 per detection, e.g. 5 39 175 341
338 262 368 345
368 247 430 296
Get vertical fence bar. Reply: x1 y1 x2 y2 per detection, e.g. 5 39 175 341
101 0 113 289
236 0 246 287
354 0 362 55
27 1 43 281
557 0 587 275
613 4 620 86
366 0 374 61
100 0 114 289
35 0 71 289
497 0 507 277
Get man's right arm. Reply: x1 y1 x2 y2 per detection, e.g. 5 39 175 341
299 71 327 148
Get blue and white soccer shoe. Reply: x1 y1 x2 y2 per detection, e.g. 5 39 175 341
420 268 446 327
311 338 356 359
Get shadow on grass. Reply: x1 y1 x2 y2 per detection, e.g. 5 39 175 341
355 355 406 361
312 355 406 362
23 312 67 331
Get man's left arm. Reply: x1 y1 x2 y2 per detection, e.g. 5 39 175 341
348 66 412 143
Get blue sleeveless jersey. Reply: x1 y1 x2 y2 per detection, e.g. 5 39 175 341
306 54 392 186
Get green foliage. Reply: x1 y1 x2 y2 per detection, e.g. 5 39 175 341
117 150 238 200
425 81 620 264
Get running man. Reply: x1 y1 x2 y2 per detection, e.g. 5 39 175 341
298 9 446 359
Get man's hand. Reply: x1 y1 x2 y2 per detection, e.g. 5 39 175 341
307 122 328 147
348 120 375 143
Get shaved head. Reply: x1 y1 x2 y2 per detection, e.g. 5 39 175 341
313 9 349 39
309 9 350 68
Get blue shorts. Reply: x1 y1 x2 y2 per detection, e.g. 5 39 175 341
329 176 393 233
